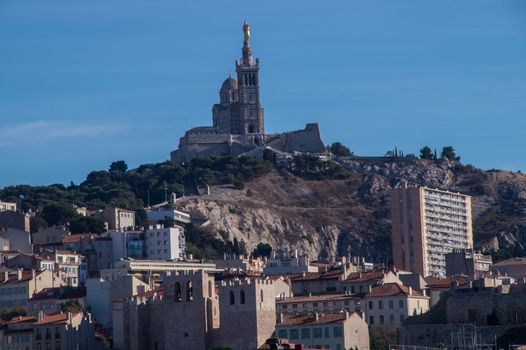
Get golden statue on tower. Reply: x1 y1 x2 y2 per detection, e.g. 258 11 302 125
243 21 250 45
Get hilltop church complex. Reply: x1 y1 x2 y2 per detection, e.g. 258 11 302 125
170 22 326 163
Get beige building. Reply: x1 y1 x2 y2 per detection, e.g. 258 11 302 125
97 207 135 231
0 200 17 212
0 269 66 311
491 257 526 279
276 312 370 350
55 251 82 287
33 311 102 350
364 283 429 332
276 293 360 316
391 184 473 277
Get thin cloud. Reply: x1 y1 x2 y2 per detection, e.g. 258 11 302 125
0 120 125 145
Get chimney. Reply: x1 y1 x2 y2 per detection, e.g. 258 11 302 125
67 312 72 323
409 286 412 296
314 312 319 321
368 285 372 293
17 269 23 281
345 311 350 319
4 271 8 282
32 269 36 280
279 312 284 324
422 289 427 296
37 310 44 321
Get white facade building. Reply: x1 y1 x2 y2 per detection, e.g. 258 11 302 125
145 225 185 260
0 201 17 212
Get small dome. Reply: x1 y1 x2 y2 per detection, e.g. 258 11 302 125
221 76 237 90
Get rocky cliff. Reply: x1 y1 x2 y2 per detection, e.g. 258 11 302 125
175 158 526 261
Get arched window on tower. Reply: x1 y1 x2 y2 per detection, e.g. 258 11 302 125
240 290 246 304
260 289 264 303
186 281 193 302
229 290 235 305
174 282 182 302
208 280 213 298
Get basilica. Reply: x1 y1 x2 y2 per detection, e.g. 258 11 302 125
170 22 325 163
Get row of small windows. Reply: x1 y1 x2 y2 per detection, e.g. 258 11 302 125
230 289 264 304
277 326 343 340
368 299 404 310
242 73 257 86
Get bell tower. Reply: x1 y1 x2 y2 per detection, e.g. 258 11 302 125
235 21 265 135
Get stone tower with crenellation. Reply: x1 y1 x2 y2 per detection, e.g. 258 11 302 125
214 278 276 350
212 21 264 135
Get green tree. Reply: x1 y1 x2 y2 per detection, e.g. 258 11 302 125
419 146 433 160
252 243 272 258
41 203 77 226
135 208 148 228
329 142 353 157
441 146 460 161
109 160 128 174
69 216 106 234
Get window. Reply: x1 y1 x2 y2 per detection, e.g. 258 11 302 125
174 282 182 302
301 328 310 339
313 328 322 338
389 300 394 309
380 315 385 325
399 299 404 308
333 326 343 337
260 289 264 302
400 315 405 323
240 290 246 304
278 329 287 338
368 301 373 310
208 280 213 298
186 281 193 301
230 290 235 305
369 316 374 325
312 302 318 307
379 300 384 309
56 342 61 350
290 329 299 340
389 314 394 323
324 327 329 338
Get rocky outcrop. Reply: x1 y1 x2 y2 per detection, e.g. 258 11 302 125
176 158 526 260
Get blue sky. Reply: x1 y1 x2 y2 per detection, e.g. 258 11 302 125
1 0 525 187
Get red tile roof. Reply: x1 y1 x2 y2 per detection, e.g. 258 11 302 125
8 316 36 324
278 312 359 326
366 283 426 298
493 257 526 266
276 293 353 304
290 268 342 282
345 271 385 282
34 312 78 325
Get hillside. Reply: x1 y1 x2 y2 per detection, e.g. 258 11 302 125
2 156 526 261
175 157 526 261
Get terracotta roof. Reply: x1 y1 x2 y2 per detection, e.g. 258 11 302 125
277 312 359 326
277 293 353 304
34 312 77 325
0 270 41 284
8 316 36 324
493 257 526 266
425 276 470 289
345 271 385 282
63 234 91 243
366 283 426 298
290 268 342 282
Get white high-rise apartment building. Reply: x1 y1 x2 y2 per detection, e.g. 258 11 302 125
391 184 473 277
145 225 185 261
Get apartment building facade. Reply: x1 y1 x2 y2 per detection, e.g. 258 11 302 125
391 184 473 277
